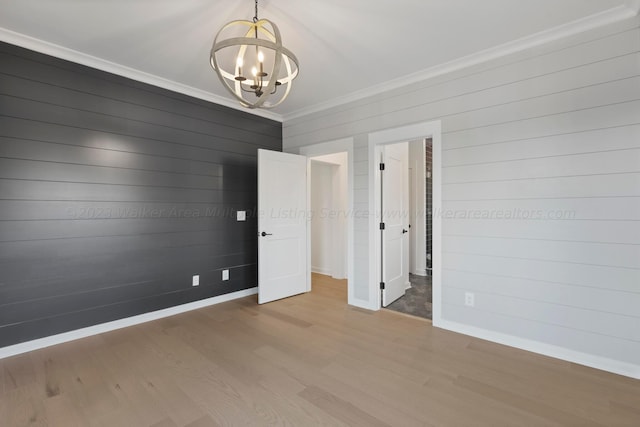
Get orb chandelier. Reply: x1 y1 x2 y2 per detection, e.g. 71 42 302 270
210 0 299 109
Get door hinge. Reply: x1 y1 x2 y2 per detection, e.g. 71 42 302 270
379 163 385 171
379 222 385 230
380 282 385 290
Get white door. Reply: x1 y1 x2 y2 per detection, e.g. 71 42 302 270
381 142 409 306
258 149 309 304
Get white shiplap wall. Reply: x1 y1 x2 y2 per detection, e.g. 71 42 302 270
352 134 370 303
284 16 640 376
310 161 333 276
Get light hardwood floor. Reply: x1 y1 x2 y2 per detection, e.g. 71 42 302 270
1 273 639 426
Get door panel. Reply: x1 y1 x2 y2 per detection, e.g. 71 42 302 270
382 142 409 306
258 149 309 304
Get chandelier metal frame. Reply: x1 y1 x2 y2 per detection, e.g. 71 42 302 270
210 0 299 109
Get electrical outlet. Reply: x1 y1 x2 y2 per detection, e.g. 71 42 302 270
222 269 229 281
464 292 475 307
192 275 200 287
236 211 246 221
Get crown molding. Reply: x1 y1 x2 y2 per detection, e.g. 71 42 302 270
283 4 639 122
2 2 638 126
0 27 283 122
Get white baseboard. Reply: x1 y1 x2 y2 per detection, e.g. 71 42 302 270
311 266 332 276
348 296 378 311
435 318 640 380
0 287 258 360
411 269 428 277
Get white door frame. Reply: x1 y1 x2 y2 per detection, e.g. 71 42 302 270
369 121 442 325
295 138 355 306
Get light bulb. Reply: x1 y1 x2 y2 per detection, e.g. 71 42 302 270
251 66 257 76
257 51 264 74
236 57 243 76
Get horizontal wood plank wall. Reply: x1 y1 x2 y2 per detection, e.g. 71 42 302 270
0 41 281 347
283 17 640 368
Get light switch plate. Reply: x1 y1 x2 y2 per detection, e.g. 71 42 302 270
222 269 229 281
192 275 199 287
237 211 246 221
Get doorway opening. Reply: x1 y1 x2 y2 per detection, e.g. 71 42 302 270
383 138 433 320
298 138 355 305
257 141 353 305
368 120 441 324
375 139 432 320
309 152 348 300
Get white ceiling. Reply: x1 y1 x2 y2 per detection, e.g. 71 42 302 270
0 0 637 120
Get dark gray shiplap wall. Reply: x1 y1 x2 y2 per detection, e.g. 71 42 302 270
0 41 281 347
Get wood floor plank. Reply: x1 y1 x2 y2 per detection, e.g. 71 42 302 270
0 394 5 426
139 323 267 426
140 373 210 427
74 381 122 424
170 370 263 426
228 305 340 368
461 339 640 425
298 385 390 427
2 383 48 426
164 315 347 426
183 414 221 427
0 359 5 398
3 354 36 391
42 394 87 427
254 344 426 427
150 418 179 427
29 348 75 402
0 274 638 426
454 375 602 426
324 351 548 427
458 346 613 421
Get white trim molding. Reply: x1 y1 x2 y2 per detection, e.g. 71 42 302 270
2 3 637 125
0 287 258 360
311 266 332 276
283 4 640 121
0 28 282 122
439 319 640 380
